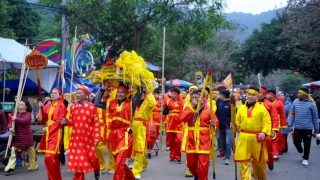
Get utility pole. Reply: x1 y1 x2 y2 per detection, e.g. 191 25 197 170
58 0 69 87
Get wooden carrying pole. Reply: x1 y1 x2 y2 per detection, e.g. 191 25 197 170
208 67 217 179
159 27 165 150
230 94 238 180
193 71 209 122
70 26 77 94
4 42 28 157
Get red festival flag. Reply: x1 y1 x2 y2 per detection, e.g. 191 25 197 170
222 73 233 89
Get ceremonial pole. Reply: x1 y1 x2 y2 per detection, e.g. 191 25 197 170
230 94 238 180
4 41 29 159
208 67 217 179
70 26 77 94
159 27 165 150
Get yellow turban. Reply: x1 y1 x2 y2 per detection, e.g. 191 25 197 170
71 92 77 100
189 85 198 91
64 93 71 98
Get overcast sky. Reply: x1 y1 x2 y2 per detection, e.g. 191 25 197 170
224 0 288 14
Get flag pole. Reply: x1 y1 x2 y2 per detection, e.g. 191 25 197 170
70 26 77 94
208 68 217 179
159 27 166 150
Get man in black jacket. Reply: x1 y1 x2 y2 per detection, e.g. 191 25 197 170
216 89 232 165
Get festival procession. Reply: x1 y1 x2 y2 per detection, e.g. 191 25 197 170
1 0 320 180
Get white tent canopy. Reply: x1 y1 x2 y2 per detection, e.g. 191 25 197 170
0 38 59 93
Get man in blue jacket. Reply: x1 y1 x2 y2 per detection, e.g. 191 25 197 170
288 87 319 166
216 89 232 165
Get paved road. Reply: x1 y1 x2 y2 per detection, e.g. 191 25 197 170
1 134 320 180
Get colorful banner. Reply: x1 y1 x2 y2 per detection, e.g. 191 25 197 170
195 71 203 87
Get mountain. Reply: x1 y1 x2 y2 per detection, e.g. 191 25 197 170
224 10 277 42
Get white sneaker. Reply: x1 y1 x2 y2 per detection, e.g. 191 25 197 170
274 155 279 160
166 147 170 151
156 140 159 143
225 159 230 165
302 159 308 166
108 170 115 174
135 175 141 180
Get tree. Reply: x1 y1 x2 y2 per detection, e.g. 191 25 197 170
39 0 228 61
8 0 41 44
280 74 305 93
243 16 293 76
0 0 16 39
166 31 242 82
281 0 320 80
243 1 320 80
0 0 41 43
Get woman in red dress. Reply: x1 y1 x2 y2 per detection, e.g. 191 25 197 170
38 88 67 180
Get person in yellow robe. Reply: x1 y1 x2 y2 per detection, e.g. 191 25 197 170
64 92 76 151
96 85 116 172
131 89 156 179
234 87 271 180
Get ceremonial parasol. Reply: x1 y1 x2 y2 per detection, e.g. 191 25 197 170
165 79 192 88
145 61 161 72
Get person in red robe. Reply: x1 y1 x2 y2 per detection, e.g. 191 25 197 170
257 87 278 171
163 87 184 163
59 86 101 180
151 88 162 136
181 90 219 180
94 82 135 180
266 90 288 160
38 88 67 180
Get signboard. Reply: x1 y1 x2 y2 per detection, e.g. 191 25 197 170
195 71 203 87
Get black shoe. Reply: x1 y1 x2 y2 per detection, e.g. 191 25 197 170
316 139 320 145
268 165 274 171
279 150 283 155
5 169 14 176
283 149 288 153
175 159 182 164
94 171 101 180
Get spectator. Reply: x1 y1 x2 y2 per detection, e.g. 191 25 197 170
0 88 14 102
216 89 232 165
315 94 320 145
0 109 7 134
288 87 319 166
5 99 38 176
279 92 291 152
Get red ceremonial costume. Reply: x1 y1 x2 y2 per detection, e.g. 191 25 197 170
257 88 279 167
67 101 100 179
108 97 135 180
151 99 163 135
181 105 218 180
268 95 287 157
257 98 278 166
38 89 67 180
166 96 184 161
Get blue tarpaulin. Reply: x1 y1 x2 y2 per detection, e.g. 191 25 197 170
0 78 40 96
